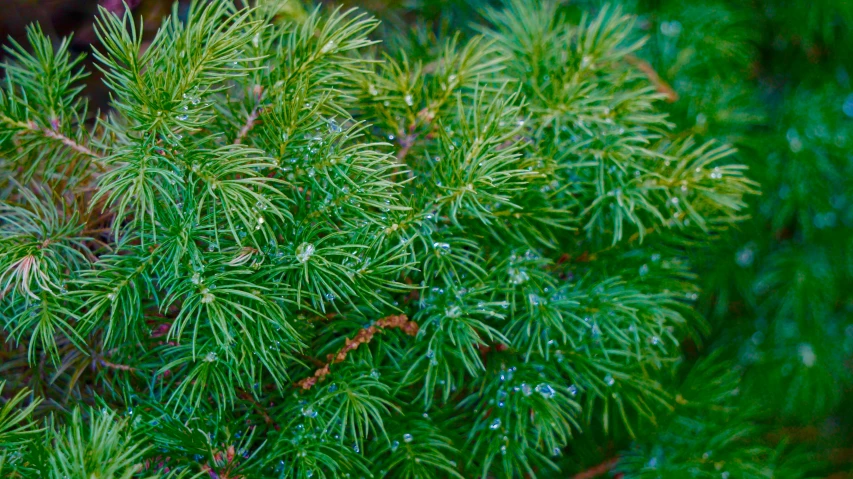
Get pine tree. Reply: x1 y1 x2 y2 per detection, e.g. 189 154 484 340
2 0 846 478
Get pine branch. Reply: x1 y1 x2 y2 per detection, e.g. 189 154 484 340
0 115 105 169
296 314 418 390
32 121 102 160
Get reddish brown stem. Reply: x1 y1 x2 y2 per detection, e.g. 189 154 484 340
396 132 417 164
95 357 137 372
33 121 106 170
625 55 678 103
237 390 280 431
234 107 261 145
296 314 418 390
235 85 265 145
572 457 620 479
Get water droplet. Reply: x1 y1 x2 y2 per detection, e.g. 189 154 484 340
508 268 529 285
528 293 543 306
710 166 723 179
568 384 578 396
177 114 188 121
433 242 451 255
201 290 215 304
535 383 555 398
324 292 336 301
604 374 615 387
843 93 853 118
403 433 413 443
370 369 380 379
787 128 803 152
660 20 683 37
328 119 341 133
204 352 217 362
390 440 400 451
490 418 502 430
404 94 414 106
296 242 315 263
798 343 816 367
639 264 649 277
735 245 754 267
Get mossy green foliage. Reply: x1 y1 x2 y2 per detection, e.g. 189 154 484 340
0 0 848 477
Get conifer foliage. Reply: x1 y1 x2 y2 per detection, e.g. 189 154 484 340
0 0 761 477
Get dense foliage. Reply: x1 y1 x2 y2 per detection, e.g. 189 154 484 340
0 0 849 478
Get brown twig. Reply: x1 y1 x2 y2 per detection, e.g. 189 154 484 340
394 106 441 170
296 351 328 368
234 107 261 145
95 356 137 372
625 55 678 103
28 121 107 174
201 444 243 479
235 85 265 145
1 114 107 175
572 457 620 479
393 120 419 182
296 314 419 390
237 390 280 431
396 131 417 164
35 123 102 159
